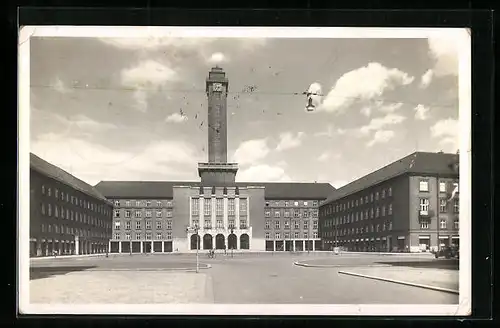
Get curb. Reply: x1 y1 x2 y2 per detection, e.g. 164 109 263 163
338 270 459 295
293 261 391 268
31 254 108 261
74 264 213 272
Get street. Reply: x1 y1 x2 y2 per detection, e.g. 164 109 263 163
30 252 459 304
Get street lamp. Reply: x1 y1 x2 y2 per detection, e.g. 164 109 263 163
186 226 200 273
230 227 234 258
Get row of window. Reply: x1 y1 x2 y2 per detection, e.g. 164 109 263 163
323 221 393 237
115 220 172 230
190 219 248 229
419 198 459 214
265 220 318 230
322 204 393 227
114 209 173 218
265 200 319 207
265 209 319 218
41 203 111 229
265 232 319 239
114 200 173 208
419 218 459 230
322 187 393 216
41 185 110 216
419 180 459 193
191 198 247 216
115 232 172 240
40 223 111 238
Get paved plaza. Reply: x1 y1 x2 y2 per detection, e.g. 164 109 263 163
29 252 459 305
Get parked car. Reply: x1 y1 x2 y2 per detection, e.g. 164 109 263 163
434 246 459 259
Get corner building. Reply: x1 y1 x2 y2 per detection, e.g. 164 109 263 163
30 153 113 257
95 66 335 253
319 152 460 253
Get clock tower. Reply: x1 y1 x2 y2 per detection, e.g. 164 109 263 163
198 66 239 185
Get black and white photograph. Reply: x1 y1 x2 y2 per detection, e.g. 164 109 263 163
18 26 471 315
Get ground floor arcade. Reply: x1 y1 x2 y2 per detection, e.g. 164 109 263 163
29 237 108 257
265 239 322 252
109 240 174 253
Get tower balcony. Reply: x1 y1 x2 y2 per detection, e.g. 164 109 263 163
198 162 239 185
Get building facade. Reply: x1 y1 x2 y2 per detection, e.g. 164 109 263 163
95 66 335 253
319 152 460 253
30 153 113 257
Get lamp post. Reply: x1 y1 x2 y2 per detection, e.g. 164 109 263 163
186 226 200 273
230 227 234 258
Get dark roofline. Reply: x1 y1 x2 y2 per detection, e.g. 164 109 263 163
30 154 112 205
323 151 459 204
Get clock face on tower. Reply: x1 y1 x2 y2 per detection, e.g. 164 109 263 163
213 83 223 92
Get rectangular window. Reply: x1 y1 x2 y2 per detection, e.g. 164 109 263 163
167 200 173 207
217 219 223 228
294 232 299 238
125 210 131 218
156 201 162 207
419 180 429 192
146 232 152 240
313 232 318 238
216 198 224 216
284 220 290 229
284 232 290 239
48 204 52 216
146 200 151 207
375 192 379 201
156 221 162 229
312 210 318 218
135 211 141 218
265 210 271 218
294 210 300 218
381 206 386 217
303 210 309 218
145 221 152 230
228 198 235 216
192 198 199 215
145 211 152 218
275 232 281 239
114 233 120 240
265 221 271 229
265 232 270 239
439 182 447 193
136 233 142 240
313 220 318 229
303 201 308 206
453 199 459 213
275 220 280 229
440 219 447 229
388 204 393 215
239 199 247 213
420 220 430 229
375 207 380 218
419 198 430 214
204 199 211 216
304 232 308 239
192 219 199 228
312 201 318 207
284 211 290 218
370 193 374 202
113 209 120 218
166 210 173 218
156 232 162 240
454 219 459 229
274 211 280 218
204 219 211 229
439 199 447 213
54 206 59 218
166 232 172 240
156 210 162 218
166 220 172 230
125 200 130 207
303 221 309 229
114 221 121 230
228 219 235 228
284 201 289 207
135 201 141 207
136 221 141 230
125 232 131 240
370 208 374 219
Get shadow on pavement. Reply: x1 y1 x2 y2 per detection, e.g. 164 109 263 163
30 266 97 280
376 260 459 270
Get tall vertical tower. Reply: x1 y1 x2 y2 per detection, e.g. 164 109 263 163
198 66 238 185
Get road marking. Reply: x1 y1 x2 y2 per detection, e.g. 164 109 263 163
338 270 459 294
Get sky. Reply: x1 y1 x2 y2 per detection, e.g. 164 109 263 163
28 31 461 188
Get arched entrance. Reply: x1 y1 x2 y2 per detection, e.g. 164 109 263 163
215 234 225 249
190 234 200 250
228 234 237 250
240 234 250 249
203 234 213 250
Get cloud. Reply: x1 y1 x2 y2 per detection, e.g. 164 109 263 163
420 69 434 88
276 132 305 151
427 38 458 76
165 113 188 123
52 77 72 94
232 138 271 165
207 52 227 64
378 102 403 113
317 62 414 113
359 113 406 135
414 104 430 120
237 164 291 182
314 124 335 137
360 107 371 117
317 151 341 162
100 37 214 50
430 118 459 151
31 108 118 134
31 134 200 185
331 180 349 188
367 130 395 147
121 60 178 112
